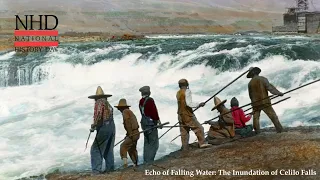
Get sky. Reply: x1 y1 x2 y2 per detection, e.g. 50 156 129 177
1 0 319 12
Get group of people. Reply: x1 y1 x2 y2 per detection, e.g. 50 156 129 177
87 66 285 174
88 85 161 173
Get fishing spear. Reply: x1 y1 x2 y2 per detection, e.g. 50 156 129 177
158 68 251 140
114 122 169 147
171 96 291 142
84 131 92 152
204 78 320 125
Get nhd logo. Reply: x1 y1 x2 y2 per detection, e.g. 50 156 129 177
14 15 59 52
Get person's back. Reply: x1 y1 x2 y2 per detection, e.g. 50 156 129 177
115 99 140 167
220 106 235 137
248 76 271 110
230 97 251 128
247 67 284 134
88 86 115 174
176 79 210 150
207 97 235 141
122 109 139 138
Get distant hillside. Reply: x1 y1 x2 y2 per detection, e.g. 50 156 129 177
0 8 282 35
1 0 319 13
2 0 318 35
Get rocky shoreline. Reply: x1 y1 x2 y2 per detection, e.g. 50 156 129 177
2 31 319 53
0 32 146 52
44 126 320 180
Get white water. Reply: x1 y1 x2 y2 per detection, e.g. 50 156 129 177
0 51 16 61
145 34 222 39
0 45 320 179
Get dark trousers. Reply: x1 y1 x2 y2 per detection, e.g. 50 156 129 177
143 129 159 164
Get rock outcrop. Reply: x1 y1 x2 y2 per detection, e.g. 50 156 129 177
46 126 320 180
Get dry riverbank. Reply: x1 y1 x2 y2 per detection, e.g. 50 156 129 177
46 126 320 180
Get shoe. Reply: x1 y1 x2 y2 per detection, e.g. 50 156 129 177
200 143 211 148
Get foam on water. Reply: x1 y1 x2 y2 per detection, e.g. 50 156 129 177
0 37 319 179
0 51 16 61
145 34 222 39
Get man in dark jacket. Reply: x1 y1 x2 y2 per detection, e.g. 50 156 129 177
139 86 161 164
247 67 284 134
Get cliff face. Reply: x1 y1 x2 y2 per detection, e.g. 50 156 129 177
46 126 320 180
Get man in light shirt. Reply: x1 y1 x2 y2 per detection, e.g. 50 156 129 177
176 79 211 150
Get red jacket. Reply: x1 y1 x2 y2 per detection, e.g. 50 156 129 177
139 97 160 121
231 107 251 128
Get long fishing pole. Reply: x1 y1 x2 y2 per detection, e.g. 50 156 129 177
114 122 169 147
196 97 289 143
205 78 320 124
201 94 277 124
162 125 197 128
170 78 319 142
158 69 250 140
220 78 320 118
243 97 291 116
194 69 250 112
270 78 320 99
84 131 92 152
171 97 291 142
204 97 291 135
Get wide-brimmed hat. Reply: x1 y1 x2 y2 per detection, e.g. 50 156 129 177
211 97 227 111
139 86 150 93
114 98 131 108
88 86 112 99
247 67 261 78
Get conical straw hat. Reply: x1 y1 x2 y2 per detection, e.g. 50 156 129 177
211 96 227 111
88 86 112 99
114 98 131 108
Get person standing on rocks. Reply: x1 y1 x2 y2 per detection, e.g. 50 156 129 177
176 79 211 150
88 86 115 174
115 99 140 168
207 97 235 142
139 86 161 164
247 67 284 134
